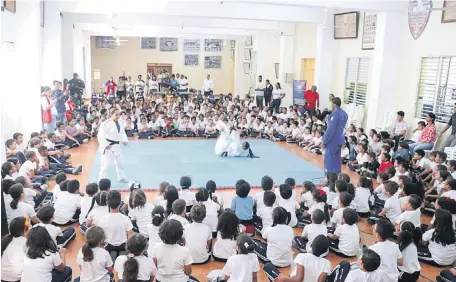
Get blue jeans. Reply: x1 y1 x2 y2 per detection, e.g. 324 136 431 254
44 115 57 132
56 112 66 124
409 142 434 154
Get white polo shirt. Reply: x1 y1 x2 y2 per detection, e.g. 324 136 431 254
183 222 212 263
263 224 294 267
255 81 265 97
202 79 214 92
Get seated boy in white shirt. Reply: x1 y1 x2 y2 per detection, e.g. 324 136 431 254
36 205 76 248
293 209 328 254
168 199 189 227
302 130 323 153
53 179 82 225
255 191 276 237
286 121 302 144
348 144 368 172
327 208 360 257
395 194 422 232
368 182 402 226
411 149 432 174
369 219 403 282
183 204 212 264
344 249 386 282
15 176 46 209
18 151 46 185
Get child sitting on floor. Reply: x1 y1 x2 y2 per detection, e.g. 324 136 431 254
36 205 76 248
368 181 401 226
293 209 328 254
329 192 353 232
397 221 422 282
231 179 254 234
327 208 360 257
169 199 190 227
53 179 82 225
222 235 260 282
183 204 212 264
354 176 374 218
344 249 385 282
255 191 276 237
276 184 298 227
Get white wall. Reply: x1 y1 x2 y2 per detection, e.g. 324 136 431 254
1 1 43 151
91 37 234 94
293 23 317 79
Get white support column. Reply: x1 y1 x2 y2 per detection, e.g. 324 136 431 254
314 10 334 109
61 14 74 80
278 33 295 106
365 12 404 130
255 34 268 78
234 38 249 98
83 31 92 98
73 26 84 78
42 1 62 85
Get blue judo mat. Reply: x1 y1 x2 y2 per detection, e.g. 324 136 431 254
88 140 325 190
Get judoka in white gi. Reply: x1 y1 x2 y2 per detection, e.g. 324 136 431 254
98 108 128 182
214 119 258 158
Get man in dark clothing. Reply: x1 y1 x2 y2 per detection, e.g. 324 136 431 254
68 73 85 108
51 80 69 124
264 79 273 107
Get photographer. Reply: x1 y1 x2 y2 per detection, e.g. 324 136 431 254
51 80 69 124
68 73 85 109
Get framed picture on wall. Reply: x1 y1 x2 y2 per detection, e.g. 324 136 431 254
442 0 456 23
334 12 359 39
3 0 16 12
362 12 377 50
243 63 251 74
230 49 235 59
244 48 251 60
160 37 178 51
40 0 45 27
275 63 280 79
245 36 253 47
184 54 199 66
140 37 156 49
204 39 223 52
204 56 222 69
230 40 236 49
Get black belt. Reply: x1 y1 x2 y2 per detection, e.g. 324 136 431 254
103 139 120 154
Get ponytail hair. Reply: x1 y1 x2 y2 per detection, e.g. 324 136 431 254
9 184 24 210
1 161 13 179
123 234 148 282
313 189 330 223
398 221 422 251
86 191 108 218
236 234 255 255
151 205 165 227
1 217 26 255
272 206 291 226
82 226 106 262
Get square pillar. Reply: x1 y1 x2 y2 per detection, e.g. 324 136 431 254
314 10 334 109
61 14 74 80
234 38 249 98
278 34 294 106
365 12 404 129
42 1 62 85
83 31 92 98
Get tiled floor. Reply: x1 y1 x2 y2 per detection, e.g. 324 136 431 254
55 138 442 281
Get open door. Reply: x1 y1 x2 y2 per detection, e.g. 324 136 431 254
147 63 172 75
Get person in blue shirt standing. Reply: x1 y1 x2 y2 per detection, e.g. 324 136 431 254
322 97 348 174
51 80 69 124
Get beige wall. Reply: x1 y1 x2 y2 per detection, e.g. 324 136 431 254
91 37 234 93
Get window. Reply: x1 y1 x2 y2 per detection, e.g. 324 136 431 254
343 58 369 106
415 56 456 123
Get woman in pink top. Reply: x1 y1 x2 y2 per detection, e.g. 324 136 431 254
409 112 437 154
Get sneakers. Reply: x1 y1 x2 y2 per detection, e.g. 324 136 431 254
72 165 83 174
367 218 376 225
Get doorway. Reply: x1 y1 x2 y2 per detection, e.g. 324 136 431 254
301 58 315 90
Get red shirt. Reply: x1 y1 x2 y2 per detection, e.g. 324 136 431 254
304 90 319 110
378 161 394 174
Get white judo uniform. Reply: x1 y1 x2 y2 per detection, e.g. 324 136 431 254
98 119 128 181
214 122 251 157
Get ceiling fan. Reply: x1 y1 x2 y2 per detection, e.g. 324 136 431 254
103 26 129 46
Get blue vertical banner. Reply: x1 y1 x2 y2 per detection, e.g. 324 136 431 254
293 80 307 105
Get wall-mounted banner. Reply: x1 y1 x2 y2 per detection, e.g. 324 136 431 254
293 80 307 105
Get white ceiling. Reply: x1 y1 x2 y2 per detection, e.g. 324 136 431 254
60 0 409 38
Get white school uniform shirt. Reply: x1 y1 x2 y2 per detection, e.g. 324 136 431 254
442 190 456 200
354 187 372 213
257 206 274 236
1 236 26 282
129 203 154 237
153 243 193 282
422 228 456 266
334 224 360 257
23 187 37 206
369 241 402 282
277 196 298 227
77 247 113 282
418 157 432 169
331 207 345 228
98 213 133 246
398 243 421 274
301 190 315 208
87 206 109 227
183 222 212 263
222 253 260 282
188 122 197 131
34 223 63 245
201 200 219 232
263 126 274 135
79 195 94 224
308 201 326 217
169 214 190 227
291 253 331 282
179 189 196 206
53 191 81 224
253 190 267 210
147 224 162 255
412 129 422 142
263 224 294 267
356 153 368 165
114 255 157 281
6 201 36 225
291 127 302 138
302 223 328 252
344 268 386 282
396 209 421 227
213 232 237 259
22 252 63 282
384 192 402 223
18 160 36 177
322 187 337 208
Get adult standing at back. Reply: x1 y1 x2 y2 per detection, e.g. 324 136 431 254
51 80 69 124
304 85 320 116
202 74 214 97
439 103 456 149
255 75 265 108
41 86 56 132
391 111 408 151
322 97 348 174
264 79 273 107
